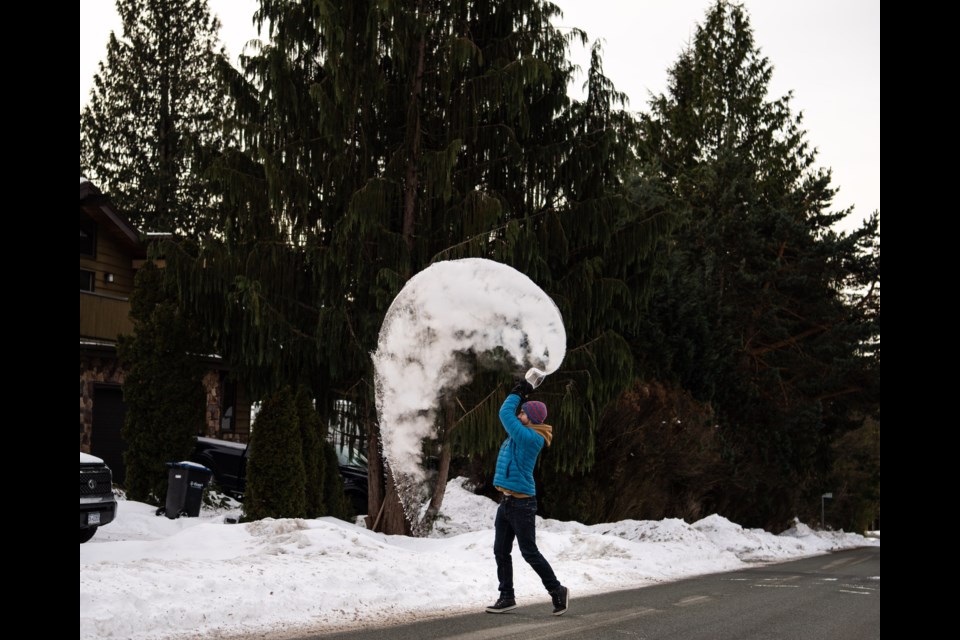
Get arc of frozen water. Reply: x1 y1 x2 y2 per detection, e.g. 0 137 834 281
373 258 566 531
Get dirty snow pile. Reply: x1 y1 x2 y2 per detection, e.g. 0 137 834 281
80 478 878 640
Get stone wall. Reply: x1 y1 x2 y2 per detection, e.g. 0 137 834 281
203 372 250 442
202 370 222 437
80 354 245 448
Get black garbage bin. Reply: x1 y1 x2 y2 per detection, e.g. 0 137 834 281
163 461 212 519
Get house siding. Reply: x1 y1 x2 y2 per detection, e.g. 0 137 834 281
80 211 138 297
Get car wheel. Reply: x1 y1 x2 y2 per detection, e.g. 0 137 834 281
80 527 97 543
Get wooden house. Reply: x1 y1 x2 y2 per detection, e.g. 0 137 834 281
79 178 250 483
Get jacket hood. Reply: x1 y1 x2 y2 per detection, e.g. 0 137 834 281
529 423 553 446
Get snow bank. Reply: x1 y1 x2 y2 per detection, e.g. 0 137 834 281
80 482 878 640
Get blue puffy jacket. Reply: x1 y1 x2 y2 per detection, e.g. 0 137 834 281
493 394 545 496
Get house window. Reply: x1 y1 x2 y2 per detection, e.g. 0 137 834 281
221 406 234 433
80 213 97 257
80 269 95 292
220 376 237 433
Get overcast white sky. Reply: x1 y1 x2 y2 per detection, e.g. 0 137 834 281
80 0 880 223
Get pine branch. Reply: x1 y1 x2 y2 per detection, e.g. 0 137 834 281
450 384 504 432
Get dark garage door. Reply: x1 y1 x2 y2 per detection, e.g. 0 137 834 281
91 385 127 484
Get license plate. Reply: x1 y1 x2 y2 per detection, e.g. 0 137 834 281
88 512 101 526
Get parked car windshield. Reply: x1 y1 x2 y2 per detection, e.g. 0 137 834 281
335 444 367 468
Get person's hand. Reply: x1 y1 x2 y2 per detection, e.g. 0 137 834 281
510 379 534 400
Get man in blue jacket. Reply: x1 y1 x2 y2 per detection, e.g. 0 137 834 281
486 380 569 616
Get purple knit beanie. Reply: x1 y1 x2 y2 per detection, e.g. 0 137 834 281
522 401 548 424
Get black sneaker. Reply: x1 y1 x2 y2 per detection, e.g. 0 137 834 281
486 597 517 613
550 586 569 616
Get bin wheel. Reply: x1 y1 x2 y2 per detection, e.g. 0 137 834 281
155 507 166 517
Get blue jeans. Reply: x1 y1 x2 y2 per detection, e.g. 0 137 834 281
493 495 560 597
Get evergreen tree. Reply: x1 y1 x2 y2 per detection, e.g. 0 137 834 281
637 1 880 529
296 386 325 517
118 262 207 503
322 442 353 521
167 0 666 533
80 0 231 235
540 380 724 525
243 386 308 521
828 417 880 532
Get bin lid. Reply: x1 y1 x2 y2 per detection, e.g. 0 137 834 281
166 461 211 471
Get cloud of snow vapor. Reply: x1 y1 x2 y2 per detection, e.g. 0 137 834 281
373 258 566 526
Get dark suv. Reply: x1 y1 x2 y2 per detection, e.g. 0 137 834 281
192 437 368 515
80 452 117 543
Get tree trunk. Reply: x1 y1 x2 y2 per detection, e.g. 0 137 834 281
402 29 426 253
379 470 413 536
426 439 452 520
364 420 385 529
409 403 457 536
381 21 427 537
157 0 173 228
365 419 412 535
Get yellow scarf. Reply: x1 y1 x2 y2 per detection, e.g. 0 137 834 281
530 423 553 447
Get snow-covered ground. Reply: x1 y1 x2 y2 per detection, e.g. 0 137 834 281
80 478 878 640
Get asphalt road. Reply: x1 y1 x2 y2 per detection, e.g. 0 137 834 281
305 547 879 640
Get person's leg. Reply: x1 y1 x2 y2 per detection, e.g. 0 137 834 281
509 498 560 593
493 499 517 599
